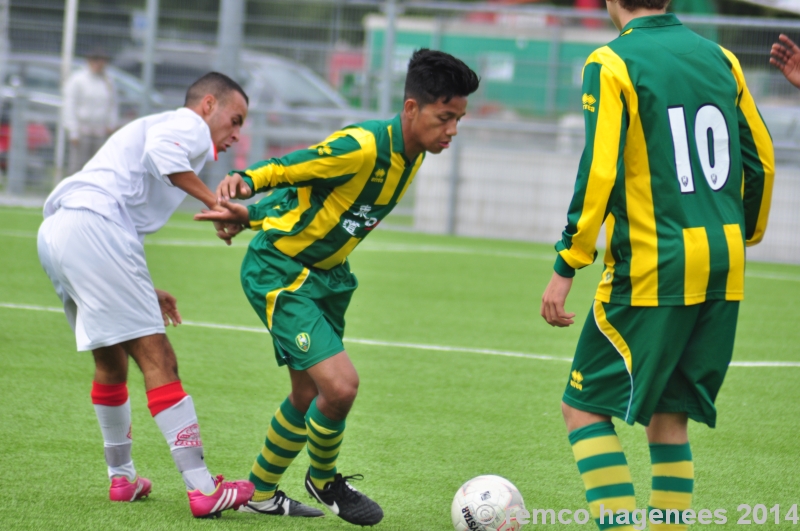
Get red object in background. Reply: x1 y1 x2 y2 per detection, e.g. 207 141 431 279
576 0 605 28
328 50 364 89
0 123 53 153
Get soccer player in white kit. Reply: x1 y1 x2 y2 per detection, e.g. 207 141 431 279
37 72 254 518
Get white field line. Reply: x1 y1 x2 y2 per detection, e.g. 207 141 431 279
5 228 800 281
2 302 798 368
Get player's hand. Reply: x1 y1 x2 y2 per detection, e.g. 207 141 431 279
216 173 253 200
541 272 576 327
195 199 249 246
771 34 800 90
155 289 182 327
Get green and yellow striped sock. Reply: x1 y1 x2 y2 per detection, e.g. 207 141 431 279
569 421 637 530
249 397 308 502
306 398 345 490
649 443 694 531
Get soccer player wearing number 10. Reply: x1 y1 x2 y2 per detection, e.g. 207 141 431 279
540 1 774 530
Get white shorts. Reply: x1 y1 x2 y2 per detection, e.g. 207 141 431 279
37 208 165 351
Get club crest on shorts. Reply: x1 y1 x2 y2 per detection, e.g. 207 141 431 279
296 332 311 352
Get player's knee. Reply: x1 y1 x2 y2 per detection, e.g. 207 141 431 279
328 379 359 408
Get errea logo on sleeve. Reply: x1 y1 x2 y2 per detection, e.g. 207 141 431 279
311 143 333 156
582 94 597 113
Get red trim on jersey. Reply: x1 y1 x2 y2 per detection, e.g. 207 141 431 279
146 381 187 417
213 144 218 161
91 382 129 407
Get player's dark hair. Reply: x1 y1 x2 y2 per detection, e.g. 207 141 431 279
618 0 671 10
404 49 480 106
184 71 249 107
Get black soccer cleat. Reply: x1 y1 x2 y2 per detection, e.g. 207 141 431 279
237 488 325 517
305 470 384 526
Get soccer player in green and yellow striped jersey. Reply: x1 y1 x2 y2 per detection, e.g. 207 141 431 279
540 2 774 530
196 49 479 525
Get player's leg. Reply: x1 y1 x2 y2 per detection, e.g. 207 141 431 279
645 300 739 531
561 302 639 531
91 345 152 501
302 350 382 526
237 245 328 517
562 301 698 530
645 413 692 531
123 332 254 517
38 208 252 516
304 350 359 487
38 211 151 501
241 368 323 517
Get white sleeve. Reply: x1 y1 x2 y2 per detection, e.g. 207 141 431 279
141 117 208 186
106 77 119 131
62 74 80 140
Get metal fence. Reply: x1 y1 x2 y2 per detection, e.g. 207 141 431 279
2 1 800 263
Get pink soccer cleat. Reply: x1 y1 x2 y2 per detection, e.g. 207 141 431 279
187 475 255 518
109 475 152 502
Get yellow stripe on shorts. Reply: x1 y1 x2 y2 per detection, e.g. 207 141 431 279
266 268 310 329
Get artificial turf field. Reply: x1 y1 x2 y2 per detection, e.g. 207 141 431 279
1 205 799 531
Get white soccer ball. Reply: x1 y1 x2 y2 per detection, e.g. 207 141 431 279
451 475 526 531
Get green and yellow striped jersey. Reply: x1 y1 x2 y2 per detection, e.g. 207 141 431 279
233 114 424 270
554 13 775 307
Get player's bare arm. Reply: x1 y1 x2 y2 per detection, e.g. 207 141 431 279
167 170 217 208
166 172 246 245
770 34 800 89
154 288 182 327
540 272 576 328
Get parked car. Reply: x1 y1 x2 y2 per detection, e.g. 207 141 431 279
0 54 166 182
1 53 166 123
114 42 348 110
113 42 357 164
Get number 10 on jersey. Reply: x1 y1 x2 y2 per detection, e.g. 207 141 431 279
668 105 731 194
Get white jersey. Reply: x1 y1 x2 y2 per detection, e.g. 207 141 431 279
44 107 216 241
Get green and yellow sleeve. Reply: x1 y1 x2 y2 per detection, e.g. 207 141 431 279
554 49 628 278
233 130 364 194
720 47 775 247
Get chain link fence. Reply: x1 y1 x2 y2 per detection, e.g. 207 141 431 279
1 1 800 262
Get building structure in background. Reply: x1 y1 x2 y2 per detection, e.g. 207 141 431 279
3 0 800 263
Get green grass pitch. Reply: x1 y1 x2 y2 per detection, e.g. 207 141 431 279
1 205 798 530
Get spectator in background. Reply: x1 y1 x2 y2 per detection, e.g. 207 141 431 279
63 48 119 175
770 34 800 89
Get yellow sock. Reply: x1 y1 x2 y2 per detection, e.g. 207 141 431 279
649 443 694 531
569 421 637 530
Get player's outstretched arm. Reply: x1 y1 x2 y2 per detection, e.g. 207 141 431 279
770 34 800 89
216 172 253 200
168 170 218 208
541 272 576 328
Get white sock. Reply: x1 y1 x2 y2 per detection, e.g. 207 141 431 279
153 395 216 493
94 399 136 480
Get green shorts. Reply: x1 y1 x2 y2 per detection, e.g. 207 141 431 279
563 299 740 428
241 236 358 370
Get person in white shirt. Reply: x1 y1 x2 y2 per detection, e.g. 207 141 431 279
63 49 120 175
37 72 254 518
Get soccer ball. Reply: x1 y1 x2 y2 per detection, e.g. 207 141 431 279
451 475 526 531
